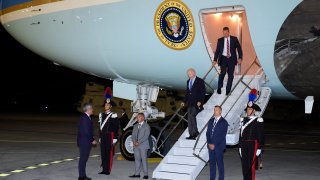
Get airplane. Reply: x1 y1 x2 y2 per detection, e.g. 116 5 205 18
1 0 319 179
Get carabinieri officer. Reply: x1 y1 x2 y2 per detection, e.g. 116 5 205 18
98 100 119 175
239 101 264 180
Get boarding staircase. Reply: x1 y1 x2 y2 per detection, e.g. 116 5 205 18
152 57 272 180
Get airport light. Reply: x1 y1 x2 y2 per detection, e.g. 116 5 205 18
0 174 10 177
10 170 25 173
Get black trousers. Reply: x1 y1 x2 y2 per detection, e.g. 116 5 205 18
100 132 115 173
78 143 92 177
218 56 236 94
240 140 258 180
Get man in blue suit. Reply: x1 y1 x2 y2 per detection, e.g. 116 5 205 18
77 103 97 180
181 68 206 140
206 105 229 180
213 27 243 95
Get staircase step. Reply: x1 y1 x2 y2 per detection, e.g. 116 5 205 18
173 147 207 156
226 127 240 145
173 147 194 156
179 139 207 148
166 155 202 165
159 164 196 174
153 171 191 180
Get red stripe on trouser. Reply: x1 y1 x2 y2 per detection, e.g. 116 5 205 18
252 140 258 180
109 132 114 173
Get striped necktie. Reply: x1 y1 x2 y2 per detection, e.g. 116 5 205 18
211 119 218 137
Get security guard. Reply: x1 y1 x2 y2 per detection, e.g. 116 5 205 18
98 100 119 175
239 101 264 180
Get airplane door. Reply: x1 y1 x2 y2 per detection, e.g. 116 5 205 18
200 6 260 75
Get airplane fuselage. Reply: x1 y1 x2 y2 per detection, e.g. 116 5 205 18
1 0 319 100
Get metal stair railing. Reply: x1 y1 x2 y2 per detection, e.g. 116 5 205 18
153 63 220 157
202 64 220 92
154 106 188 157
192 56 263 163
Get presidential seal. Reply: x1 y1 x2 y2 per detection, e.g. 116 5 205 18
154 0 195 50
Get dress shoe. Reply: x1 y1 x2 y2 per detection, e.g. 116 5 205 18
99 171 110 175
259 162 263 169
217 89 221 94
129 174 141 178
186 136 193 140
143 176 149 179
226 91 230 96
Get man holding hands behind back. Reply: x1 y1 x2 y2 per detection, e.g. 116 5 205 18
129 113 151 179
206 105 229 180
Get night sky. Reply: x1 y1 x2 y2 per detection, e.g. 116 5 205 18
0 24 110 113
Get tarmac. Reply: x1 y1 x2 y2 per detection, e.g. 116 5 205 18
0 112 320 180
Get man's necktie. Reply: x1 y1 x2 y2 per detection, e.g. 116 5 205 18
227 38 231 58
211 119 218 137
189 79 193 90
137 124 141 141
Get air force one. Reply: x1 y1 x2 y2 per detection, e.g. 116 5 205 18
1 0 319 100
1 0 320 179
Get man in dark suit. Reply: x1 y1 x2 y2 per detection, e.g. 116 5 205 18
119 108 129 132
181 68 206 140
213 27 243 95
206 105 228 180
77 103 97 180
98 101 119 175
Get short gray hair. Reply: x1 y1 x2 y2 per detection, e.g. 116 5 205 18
82 103 93 112
187 68 196 74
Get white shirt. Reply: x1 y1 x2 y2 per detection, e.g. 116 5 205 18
222 36 231 57
214 116 221 125
138 121 144 128
189 76 196 89
85 112 91 120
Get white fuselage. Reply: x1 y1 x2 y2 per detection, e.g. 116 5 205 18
0 0 303 99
